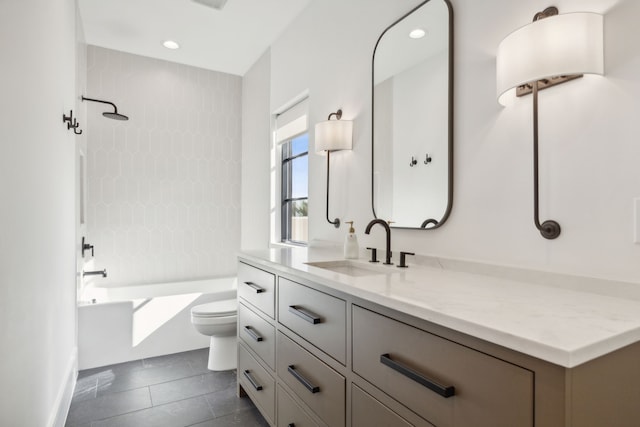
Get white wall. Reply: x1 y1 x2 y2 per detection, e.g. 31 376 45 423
246 0 640 283
241 50 272 250
85 47 242 285
0 0 79 425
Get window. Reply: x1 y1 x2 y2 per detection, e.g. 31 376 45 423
281 133 308 243
273 96 309 245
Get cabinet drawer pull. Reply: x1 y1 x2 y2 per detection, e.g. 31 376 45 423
288 424 295 427
243 370 263 391
288 365 320 394
380 353 455 398
243 326 263 342
288 305 321 324
244 281 265 293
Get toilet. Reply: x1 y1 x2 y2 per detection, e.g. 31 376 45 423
190 298 237 371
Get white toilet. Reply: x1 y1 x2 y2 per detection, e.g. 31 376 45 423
190 298 237 371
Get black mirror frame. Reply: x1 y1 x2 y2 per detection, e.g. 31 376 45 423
370 0 454 230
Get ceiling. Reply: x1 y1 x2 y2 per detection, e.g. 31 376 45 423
78 0 312 76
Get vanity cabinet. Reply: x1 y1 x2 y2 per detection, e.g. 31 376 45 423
237 256 640 427
352 305 533 427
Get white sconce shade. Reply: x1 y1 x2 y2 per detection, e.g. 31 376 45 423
496 12 604 105
315 119 353 153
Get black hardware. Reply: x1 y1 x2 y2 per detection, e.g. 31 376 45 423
365 219 393 265
288 365 320 394
244 281 265 293
63 110 83 135
424 154 432 164
397 252 415 268
366 247 379 263
243 326 263 342
380 353 455 398
370 0 454 232
288 305 321 324
532 81 561 239
288 424 295 427
82 237 94 258
82 96 129 121
325 150 340 228
409 156 417 167
323 109 345 229
420 218 439 229
83 269 107 278
243 370 263 391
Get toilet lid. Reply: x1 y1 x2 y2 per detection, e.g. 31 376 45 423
191 299 237 317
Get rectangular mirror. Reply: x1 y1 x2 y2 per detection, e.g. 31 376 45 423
372 0 453 230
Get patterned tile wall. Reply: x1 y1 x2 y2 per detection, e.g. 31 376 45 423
86 46 242 285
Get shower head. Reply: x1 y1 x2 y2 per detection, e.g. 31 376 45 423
102 111 129 121
81 96 129 121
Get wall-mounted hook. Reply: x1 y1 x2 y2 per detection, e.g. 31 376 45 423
62 110 74 125
424 154 432 164
74 126 83 135
409 156 417 167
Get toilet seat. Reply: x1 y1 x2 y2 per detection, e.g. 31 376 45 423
191 299 237 318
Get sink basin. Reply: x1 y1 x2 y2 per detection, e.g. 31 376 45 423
305 260 393 277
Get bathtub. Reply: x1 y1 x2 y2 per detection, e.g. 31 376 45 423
78 277 237 370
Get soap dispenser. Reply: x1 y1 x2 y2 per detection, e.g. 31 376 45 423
344 221 359 259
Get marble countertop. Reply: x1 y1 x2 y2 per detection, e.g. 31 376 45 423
238 246 640 368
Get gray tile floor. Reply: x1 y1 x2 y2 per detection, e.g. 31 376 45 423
65 348 269 427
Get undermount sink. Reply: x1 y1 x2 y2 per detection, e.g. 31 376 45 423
305 260 395 277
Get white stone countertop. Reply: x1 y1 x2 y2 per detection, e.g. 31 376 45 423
238 246 640 368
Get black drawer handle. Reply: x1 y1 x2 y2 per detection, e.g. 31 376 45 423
288 424 295 427
288 305 321 324
243 370 263 391
380 353 455 398
243 326 263 342
244 281 265 293
288 365 320 394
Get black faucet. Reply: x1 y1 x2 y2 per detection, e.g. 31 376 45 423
365 219 393 265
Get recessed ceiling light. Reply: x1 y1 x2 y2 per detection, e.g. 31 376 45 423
163 40 180 50
409 28 426 39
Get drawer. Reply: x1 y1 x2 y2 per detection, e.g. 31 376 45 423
238 302 276 370
277 332 345 427
238 343 275 425
277 385 319 427
352 384 433 427
278 277 346 364
238 261 276 318
352 306 533 427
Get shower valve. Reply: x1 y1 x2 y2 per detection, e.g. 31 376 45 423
82 237 94 258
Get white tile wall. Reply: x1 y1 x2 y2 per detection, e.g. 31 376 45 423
86 46 242 285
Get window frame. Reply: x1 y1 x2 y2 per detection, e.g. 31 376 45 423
280 134 308 245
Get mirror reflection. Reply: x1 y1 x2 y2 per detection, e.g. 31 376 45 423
372 0 453 229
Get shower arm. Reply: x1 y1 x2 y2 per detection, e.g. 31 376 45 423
81 96 120 113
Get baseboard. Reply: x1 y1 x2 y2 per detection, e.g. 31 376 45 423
48 347 78 427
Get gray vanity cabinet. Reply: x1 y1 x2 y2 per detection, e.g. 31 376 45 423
237 257 640 427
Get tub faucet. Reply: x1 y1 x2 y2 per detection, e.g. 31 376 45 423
83 269 107 278
365 219 393 265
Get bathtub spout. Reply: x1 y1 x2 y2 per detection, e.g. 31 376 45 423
83 269 107 278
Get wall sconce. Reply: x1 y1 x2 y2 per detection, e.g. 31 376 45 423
315 109 353 228
496 7 603 239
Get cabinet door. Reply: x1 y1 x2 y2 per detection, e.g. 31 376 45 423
278 277 346 364
238 343 275 425
277 332 345 427
238 261 276 318
352 306 533 427
277 385 319 427
239 302 276 370
352 384 433 427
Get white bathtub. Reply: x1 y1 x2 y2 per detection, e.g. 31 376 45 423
78 277 237 370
